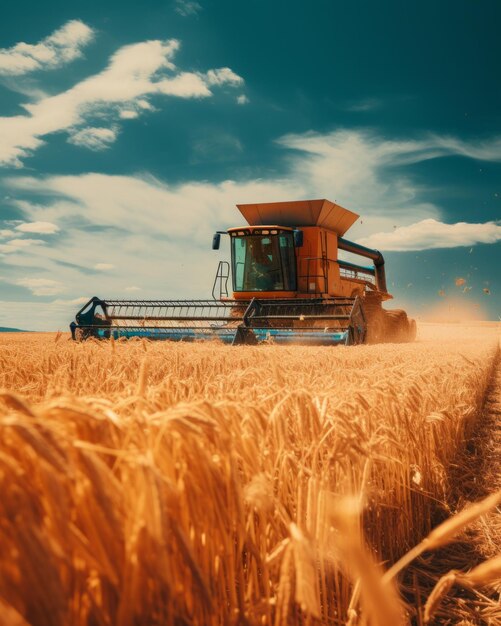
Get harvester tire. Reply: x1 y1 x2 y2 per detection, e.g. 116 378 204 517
384 310 410 343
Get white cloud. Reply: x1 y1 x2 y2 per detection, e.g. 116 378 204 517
0 37 244 166
68 127 118 150
157 72 211 97
16 277 63 296
0 238 45 253
8 131 501 247
0 229 15 237
429 135 501 162
119 110 139 120
94 263 114 270
275 130 501 236
0 301 68 330
205 68 243 87
7 129 501 249
0 299 99 331
357 219 501 251
52 296 89 305
175 0 202 17
8 173 300 243
237 94 249 105
15 221 59 234
278 129 501 173
137 99 154 111
125 285 141 292
0 20 94 76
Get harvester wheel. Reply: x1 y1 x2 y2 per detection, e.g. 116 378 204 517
384 310 410 343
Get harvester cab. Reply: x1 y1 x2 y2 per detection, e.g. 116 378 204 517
71 199 416 345
213 199 389 300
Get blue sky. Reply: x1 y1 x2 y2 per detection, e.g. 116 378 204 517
0 0 500 329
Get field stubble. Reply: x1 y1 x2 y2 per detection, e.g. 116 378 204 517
0 322 499 626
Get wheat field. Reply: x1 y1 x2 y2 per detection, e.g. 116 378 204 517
0 323 499 626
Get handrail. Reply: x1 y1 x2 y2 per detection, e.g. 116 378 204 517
298 256 376 294
212 261 230 300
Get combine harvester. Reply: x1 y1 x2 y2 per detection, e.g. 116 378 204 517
70 199 416 345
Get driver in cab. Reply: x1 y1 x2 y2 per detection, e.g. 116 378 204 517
248 238 280 291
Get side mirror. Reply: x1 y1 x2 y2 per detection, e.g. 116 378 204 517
212 233 221 250
294 230 304 247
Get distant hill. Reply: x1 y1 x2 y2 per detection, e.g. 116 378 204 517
0 327 29 332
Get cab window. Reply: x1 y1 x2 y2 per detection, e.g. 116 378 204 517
232 233 297 292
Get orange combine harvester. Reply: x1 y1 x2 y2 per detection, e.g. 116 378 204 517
71 199 416 345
